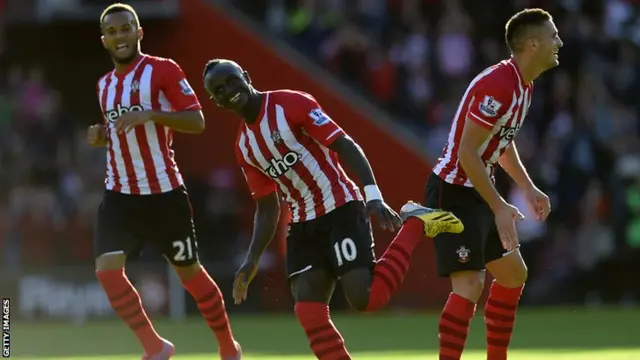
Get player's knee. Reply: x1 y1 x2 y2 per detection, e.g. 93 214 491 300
173 261 202 282
340 268 373 312
487 251 528 288
291 270 336 303
344 289 370 312
450 270 485 302
497 264 528 288
514 263 528 285
95 252 126 272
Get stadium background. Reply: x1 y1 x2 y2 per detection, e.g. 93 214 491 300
0 0 639 358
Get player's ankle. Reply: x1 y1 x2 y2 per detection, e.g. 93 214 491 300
219 344 239 357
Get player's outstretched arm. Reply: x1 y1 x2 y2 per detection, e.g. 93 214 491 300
292 92 399 229
233 191 280 304
329 134 376 186
329 134 402 231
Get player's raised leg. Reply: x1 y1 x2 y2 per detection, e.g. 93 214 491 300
484 248 527 360
291 270 351 360
94 192 173 359
337 201 463 312
155 187 240 360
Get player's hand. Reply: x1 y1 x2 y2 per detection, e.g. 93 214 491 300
494 201 524 252
524 187 551 221
115 111 151 134
232 258 259 305
365 200 403 232
87 124 107 147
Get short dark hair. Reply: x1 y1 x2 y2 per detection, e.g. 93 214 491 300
505 8 552 53
202 59 223 79
202 59 245 79
100 3 140 29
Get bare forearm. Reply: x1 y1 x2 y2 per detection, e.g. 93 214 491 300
499 143 535 191
330 136 376 186
459 147 504 211
149 110 205 133
246 200 280 262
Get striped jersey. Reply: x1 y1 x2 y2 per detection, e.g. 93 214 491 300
235 90 363 223
97 54 201 195
433 57 533 186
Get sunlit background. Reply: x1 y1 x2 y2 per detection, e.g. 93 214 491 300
1 0 639 359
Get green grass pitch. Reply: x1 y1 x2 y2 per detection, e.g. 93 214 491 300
10 308 640 359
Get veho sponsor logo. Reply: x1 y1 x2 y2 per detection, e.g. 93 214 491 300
105 103 144 123
499 123 521 141
266 151 300 178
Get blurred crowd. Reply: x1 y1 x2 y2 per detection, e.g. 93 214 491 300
233 0 640 305
0 60 100 268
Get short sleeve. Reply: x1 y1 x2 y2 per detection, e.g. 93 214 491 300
97 76 107 124
235 146 277 199
160 60 202 111
287 92 345 147
466 79 512 130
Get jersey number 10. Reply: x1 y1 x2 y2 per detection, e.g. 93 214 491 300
334 238 357 267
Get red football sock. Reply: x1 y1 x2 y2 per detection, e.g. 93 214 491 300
182 267 238 357
96 269 164 355
294 302 351 360
439 292 476 360
485 281 524 360
366 218 424 311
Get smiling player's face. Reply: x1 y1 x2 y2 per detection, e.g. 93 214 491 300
101 11 142 65
533 20 563 70
204 62 252 111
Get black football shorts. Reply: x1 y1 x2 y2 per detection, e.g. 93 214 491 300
424 173 511 277
93 185 198 266
286 201 376 279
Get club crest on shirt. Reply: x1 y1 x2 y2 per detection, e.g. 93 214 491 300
271 130 283 144
478 95 502 117
309 108 330 126
130 80 140 94
456 246 471 263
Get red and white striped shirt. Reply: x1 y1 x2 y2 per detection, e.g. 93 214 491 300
433 58 533 187
97 54 201 195
236 90 362 223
